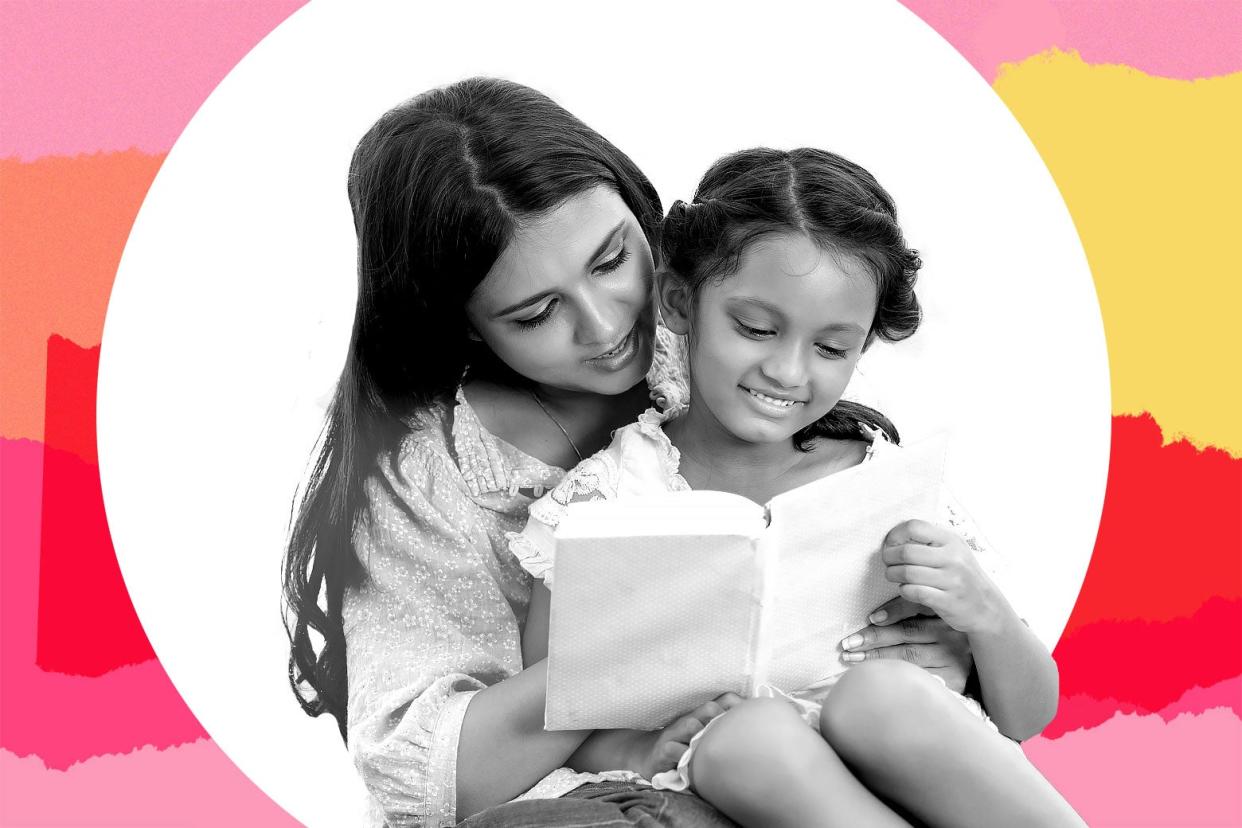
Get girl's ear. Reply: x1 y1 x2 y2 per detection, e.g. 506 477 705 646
656 267 692 336
466 325 484 343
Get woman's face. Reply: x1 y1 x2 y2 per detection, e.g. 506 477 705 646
466 186 656 397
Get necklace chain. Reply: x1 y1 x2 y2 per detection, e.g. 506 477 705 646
529 390 584 463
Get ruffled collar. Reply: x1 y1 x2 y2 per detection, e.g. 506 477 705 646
630 405 894 493
632 403 692 492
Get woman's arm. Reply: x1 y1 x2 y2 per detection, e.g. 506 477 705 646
841 596 974 692
522 581 551 665
456 660 593 817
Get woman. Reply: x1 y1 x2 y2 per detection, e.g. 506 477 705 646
282 77 974 828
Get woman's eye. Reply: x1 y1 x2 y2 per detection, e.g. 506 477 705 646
515 299 558 329
595 246 631 274
816 343 849 359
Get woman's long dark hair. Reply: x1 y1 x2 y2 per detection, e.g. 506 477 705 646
660 147 923 449
282 78 662 739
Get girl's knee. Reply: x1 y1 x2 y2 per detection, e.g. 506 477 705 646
821 660 949 755
689 697 819 788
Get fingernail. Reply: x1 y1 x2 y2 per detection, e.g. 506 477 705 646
842 634 864 651
869 610 887 624
841 652 864 663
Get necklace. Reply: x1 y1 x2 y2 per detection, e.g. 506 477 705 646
529 389 584 462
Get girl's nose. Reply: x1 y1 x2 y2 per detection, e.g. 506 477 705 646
761 344 808 389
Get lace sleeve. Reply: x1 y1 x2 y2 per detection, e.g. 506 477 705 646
506 455 618 587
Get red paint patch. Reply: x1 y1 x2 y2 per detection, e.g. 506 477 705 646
1064 413 1241 635
4 438 206 767
1048 597 1242 737
43 335 99 463
37 338 154 674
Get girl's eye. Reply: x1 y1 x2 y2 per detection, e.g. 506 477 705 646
515 299 558 329
595 246 631 275
816 343 849 359
734 320 775 339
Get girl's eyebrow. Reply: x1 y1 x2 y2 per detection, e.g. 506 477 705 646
730 296 866 334
491 220 626 319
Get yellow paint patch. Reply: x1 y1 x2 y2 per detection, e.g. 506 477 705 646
993 50 1241 454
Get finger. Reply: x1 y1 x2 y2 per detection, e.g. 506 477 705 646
885 564 950 588
885 518 952 547
863 595 935 626
899 583 946 608
841 642 930 667
881 542 946 567
690 701 723 722
713 692 743 711
841 614 942 653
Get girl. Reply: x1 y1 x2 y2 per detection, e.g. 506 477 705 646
511 148 1085 828
282 78 978 828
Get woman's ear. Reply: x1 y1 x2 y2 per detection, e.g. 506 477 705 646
656 267 692 336
466 325 484 343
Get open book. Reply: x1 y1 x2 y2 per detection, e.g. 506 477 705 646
544 436 947 730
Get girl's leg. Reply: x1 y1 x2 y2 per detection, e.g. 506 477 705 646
820 661 1086 828
688 697 911 828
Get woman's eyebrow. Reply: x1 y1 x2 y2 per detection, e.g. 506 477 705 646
490 220 627 319
492 289 555 319
585 220 626 265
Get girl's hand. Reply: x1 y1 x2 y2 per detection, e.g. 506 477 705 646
630 693 742 779
879 519 1007 636
840 596 974 692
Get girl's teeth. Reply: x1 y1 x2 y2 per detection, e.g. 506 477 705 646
748 389 797 407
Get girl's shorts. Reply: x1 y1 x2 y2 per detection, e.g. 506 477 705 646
648 674 1002 793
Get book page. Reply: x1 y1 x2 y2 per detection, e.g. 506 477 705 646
546 528 761 730
759 436 947 690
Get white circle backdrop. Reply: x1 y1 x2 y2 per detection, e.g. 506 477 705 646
97 1 1110 825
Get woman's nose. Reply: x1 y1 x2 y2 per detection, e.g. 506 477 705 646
575 291 625 348
761 343 808 389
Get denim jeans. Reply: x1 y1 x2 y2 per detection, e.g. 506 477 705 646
457 781 739 827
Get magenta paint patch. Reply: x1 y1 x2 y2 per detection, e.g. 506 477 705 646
902 0 1242 81
0 0 306 160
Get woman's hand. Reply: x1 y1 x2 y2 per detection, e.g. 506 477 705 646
628 693 742 779
840 596 974 693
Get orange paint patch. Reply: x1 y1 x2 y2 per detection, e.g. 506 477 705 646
0 151 164 441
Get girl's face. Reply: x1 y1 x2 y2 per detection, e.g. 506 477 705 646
663 232 877 446
466 186 656 397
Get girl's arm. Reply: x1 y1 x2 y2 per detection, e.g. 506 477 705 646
964 603 1058 740
881 519 1058 741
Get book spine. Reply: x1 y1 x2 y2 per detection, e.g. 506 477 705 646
745 533 777 696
